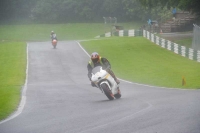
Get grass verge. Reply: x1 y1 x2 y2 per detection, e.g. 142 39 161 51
81 37 200 89
0 22 142 121
0 41 26 120
0 22 142 41
174 38 192 48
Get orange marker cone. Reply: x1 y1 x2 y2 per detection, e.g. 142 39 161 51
182 76 186 86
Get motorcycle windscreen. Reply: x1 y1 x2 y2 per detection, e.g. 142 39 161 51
92 66 102 74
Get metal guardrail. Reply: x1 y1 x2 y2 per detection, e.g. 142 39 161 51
143 30 200 62
192 24 200 51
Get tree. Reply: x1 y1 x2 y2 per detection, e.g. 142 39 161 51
139 0 200 16
178 0 200 15
3 0 199 24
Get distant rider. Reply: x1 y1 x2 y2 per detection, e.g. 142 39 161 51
50 31 57 41
87 52 120 87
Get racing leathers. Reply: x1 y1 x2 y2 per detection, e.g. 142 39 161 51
50 33 57 41
87 57 120 87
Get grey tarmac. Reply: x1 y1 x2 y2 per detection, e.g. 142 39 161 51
0 41 200 133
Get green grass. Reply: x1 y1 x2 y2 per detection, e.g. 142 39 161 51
0 41 26 120
81 37 200 89
0 22 197 121
174 38 192 48
0 22 142 41
157 32 193 48
0 22 142 121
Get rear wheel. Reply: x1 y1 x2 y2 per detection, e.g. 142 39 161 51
52 40 57 49
100 83 114 100
52 42 57 49
114 87 121 99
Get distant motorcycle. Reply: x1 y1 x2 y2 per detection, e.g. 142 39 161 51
52 39 57 49
91 66 121 100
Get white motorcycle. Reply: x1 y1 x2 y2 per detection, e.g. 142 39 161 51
91 66 121 100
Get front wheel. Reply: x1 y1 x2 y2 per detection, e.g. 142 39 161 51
100 83 114 100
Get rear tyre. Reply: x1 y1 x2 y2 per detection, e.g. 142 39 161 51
114 88 121 99
52 40 57 49
100 83 114 100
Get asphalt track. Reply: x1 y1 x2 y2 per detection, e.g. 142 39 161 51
0 41 200 133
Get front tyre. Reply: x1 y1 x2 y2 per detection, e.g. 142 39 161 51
100 83 114 100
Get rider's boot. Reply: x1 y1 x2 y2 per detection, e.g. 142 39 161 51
117 86 121 94
107 68 120 84
114 77 120 84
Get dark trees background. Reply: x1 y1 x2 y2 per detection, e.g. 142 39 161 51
0 0 199 24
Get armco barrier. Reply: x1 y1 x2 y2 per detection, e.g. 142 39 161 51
95 30 143 38
143 30 200 63
95 30 200 63
114 30 143 37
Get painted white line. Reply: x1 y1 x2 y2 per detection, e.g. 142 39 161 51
76 41 90 57
0 43 29 124
119 79 180 90
78 38 101 42
77 40 197 91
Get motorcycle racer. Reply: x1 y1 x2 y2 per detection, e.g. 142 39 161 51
87 52 120 87
50 31 57 41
